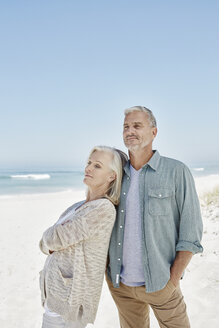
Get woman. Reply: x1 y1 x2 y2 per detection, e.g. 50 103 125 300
39 146 127 328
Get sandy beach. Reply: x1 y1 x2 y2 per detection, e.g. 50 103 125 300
0 176 219 328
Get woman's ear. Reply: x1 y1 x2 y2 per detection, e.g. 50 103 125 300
108 172 116 183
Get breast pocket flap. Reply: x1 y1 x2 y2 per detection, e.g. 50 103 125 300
148 188 174 199
148 188 174 216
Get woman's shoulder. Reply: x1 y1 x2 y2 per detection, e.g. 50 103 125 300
90 198 115 209
81 198 116 215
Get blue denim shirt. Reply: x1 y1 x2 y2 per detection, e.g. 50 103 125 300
107 150 203 293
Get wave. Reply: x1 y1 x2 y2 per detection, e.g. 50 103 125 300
193 168 205 171
10 174 51 180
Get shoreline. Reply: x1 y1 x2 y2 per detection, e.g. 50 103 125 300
0 188 85 200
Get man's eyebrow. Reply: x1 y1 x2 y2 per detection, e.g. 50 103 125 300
123 121 143 125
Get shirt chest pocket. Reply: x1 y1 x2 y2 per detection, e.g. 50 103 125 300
148 188 173 216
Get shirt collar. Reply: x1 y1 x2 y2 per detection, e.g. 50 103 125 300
145 150 160 171
124 150 160 176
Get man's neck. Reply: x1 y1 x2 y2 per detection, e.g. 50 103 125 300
129 148 154 170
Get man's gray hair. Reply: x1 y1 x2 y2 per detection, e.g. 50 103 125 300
124 106 157 128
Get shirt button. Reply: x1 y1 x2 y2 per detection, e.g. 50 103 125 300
123 192 126 195
127 177 130 180
120 225 123 229
118 243 121 246
118 258 121 261
121 210 124 213
159 194 162 197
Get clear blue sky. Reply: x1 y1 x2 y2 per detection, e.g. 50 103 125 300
0 0 218 170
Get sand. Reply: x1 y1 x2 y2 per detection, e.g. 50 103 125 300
0 176 219 328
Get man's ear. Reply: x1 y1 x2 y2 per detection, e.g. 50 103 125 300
152 127 158 138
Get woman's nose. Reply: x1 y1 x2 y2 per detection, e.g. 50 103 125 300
85 165 92 173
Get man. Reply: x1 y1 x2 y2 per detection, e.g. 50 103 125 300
106 106 203 328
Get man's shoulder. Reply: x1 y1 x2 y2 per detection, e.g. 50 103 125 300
159 154 187 170
158 155 195 180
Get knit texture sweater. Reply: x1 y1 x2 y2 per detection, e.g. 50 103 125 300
39 198 116 325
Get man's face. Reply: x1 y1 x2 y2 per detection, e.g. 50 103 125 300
123 111 157 151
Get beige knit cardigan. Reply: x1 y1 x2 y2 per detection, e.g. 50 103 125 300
39 198 116 325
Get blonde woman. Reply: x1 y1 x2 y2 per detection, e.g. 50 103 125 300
39 146 127 328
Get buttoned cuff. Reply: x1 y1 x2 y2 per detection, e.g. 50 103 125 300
176 240 203 254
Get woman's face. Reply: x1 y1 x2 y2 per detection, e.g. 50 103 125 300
83 150 116 191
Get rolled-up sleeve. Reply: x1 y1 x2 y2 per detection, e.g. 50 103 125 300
175 165 203 254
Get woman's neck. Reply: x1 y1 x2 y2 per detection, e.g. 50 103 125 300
86 187 107 202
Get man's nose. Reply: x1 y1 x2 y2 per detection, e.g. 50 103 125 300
126 126 135 134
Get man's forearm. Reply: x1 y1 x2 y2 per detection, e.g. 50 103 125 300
170 251 193 286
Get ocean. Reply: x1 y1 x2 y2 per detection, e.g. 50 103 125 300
1 165 219 197
0 170 84 196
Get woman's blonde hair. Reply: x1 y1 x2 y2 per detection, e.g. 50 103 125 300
87 146 128 205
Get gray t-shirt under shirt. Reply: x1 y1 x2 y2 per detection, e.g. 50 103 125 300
120 164 145 286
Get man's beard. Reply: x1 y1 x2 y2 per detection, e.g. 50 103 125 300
125 139 151 152
126 143 141 152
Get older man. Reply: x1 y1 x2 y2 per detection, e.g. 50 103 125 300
106 106 203 328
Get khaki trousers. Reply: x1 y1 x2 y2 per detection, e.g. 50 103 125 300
106 275 190 328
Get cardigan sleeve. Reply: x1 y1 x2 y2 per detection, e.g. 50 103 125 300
39 201 84 254
41 199 116 252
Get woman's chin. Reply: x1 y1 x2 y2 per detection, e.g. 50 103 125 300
83 178 91 186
